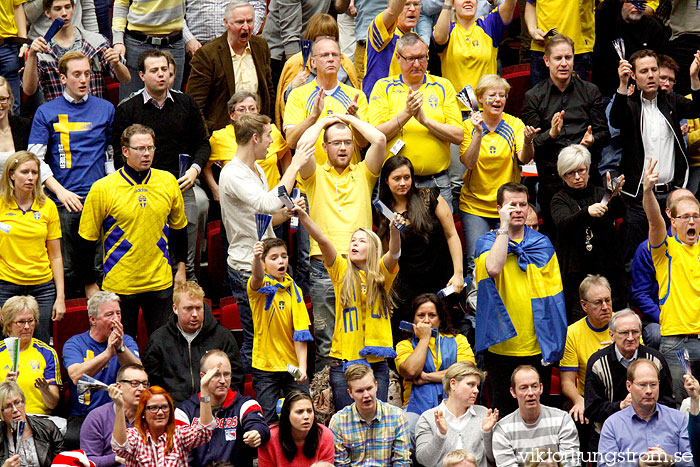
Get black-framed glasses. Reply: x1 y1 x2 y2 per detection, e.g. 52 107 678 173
145 404 170 413
119 379 149 388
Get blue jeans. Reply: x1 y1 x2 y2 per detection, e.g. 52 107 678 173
415 172 453 212
0 280 56 343
415 12 438 45
643 322 661 350
530 51 593 86
460 211 500 286
309 257 335 371
0 44 21 115
182 188 198 281
120 34 185 101
329 358 389 411
227 266 253 371
251 369 308 423
660 335 700 407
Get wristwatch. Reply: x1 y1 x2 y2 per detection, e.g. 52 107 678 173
200 395 211 403
117 345 125 353
496 229 508 236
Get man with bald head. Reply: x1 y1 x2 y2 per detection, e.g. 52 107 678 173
186 0 274 133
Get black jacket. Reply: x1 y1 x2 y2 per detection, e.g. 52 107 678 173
610 88 700 197
0 416 64 467
143 308 244 405
9 115 31 151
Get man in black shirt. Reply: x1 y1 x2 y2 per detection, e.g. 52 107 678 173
522 34 610 236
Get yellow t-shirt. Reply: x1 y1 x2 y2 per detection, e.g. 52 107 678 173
301 161 377 257
79 168 188 295
395 333 475 406
0 0 24 38
459 114 524 217
368 74 463 176
0 198 61 285
247 275 311 372
0 339 61 415
328 256 398 362
209 123 290 188
527 0 594 54
652 234 700 336
284 79 367 166
438 10 508 111
474 238 540 356
560 316 611 396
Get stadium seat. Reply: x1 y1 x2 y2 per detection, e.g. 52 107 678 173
54 298 90 381
502 63 530 117
206 220 228 301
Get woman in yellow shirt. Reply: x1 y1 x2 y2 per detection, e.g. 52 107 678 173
0 152 64 344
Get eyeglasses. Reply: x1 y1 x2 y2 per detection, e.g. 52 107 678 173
119 379 150 389
615 330 641 337
674 215 700 222
0 97 10 104
13 318 35 327
2 400 24 412
128 146 156 154
633 382 659 390
327 139 353 148
563 167 588 179
145 404 170 413
659 77 676 84
397 53 428 64
583 298 612 307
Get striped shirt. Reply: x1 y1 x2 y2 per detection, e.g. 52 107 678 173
329 400 411 466
112 0 185 44
492 405 580 467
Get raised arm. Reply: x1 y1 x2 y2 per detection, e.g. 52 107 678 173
433 0 453 45
295 206 338 267
334 113 387 174
498 0 517 24
381 0 406 31
250 241 265 290
382 213 404 272
285 90 325 149
641 159 667 247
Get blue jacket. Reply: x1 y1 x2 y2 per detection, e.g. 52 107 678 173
175 389 270 467
629 239 660 322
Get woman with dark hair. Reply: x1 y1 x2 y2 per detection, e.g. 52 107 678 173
110 364 219 466
395 294 475 431
377 156 464 330
258 390 334 467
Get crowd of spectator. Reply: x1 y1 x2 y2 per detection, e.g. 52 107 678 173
1 0 700 465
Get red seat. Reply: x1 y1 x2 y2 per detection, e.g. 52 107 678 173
137 309 148 355
243 373 255 397
550 367 562 396
219 296 242 331
53 298 90 393
502 63 531 118
206 220 227 301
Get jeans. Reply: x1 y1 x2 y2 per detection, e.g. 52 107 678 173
251 369 308 423
0 280 56 343
530 51 593 86
118 286 173 341
415 172 453 212
642 322 661 350
329 358 389 411
449 143 465 213
227 266 253 371
415 12 438 45
484 351 552 416
0 44 21 115
309 258 336 372
182 188 199 281
460 211 500 285
120 34 185 101
659 335 700 407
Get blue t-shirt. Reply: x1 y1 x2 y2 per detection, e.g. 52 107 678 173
28 94 114 198
63 330 139 416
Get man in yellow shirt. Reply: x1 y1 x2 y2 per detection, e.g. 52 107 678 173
368 32 463 207
296 112 387 371
644 156 700 405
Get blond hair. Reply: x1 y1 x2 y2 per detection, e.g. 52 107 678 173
443 361 485 396
475 74 511 99
0 152 46 207
339 228 393 317
1 296 39 336
173 281 205 305
443 450 477 467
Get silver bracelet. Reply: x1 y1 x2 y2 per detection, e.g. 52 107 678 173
392 248 402 259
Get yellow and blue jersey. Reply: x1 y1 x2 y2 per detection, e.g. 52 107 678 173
560 317 611 396
436 10 507 111
652 234 700 336
78 167 187 295
368 74 462 176
526 0 594 54
284 79 366 166
0 338 61 415
363 13 408 98
459 114 524 217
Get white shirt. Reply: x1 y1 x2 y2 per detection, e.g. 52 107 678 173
614 346 639 369
641 94 676 184
219 157 281 271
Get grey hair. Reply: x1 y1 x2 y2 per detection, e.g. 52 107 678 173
87 291 120 319
557 144 591 179
396 32 426 56
224 0 253 19
227 90 260 114
1 296 39 336
608 308 642 332
0 382 25 411
579 274 611 302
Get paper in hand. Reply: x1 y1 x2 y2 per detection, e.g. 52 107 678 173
255 214 273 241
77 374 109 404
372 199 406 231
612 38 626 61
457 85 479 112
676 348 692 375
301 40 313 68
44 18 66 42
4 337 19 372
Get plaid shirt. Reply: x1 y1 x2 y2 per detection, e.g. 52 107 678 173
329 400 411 467
111 419 215 467
36 28 123 102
